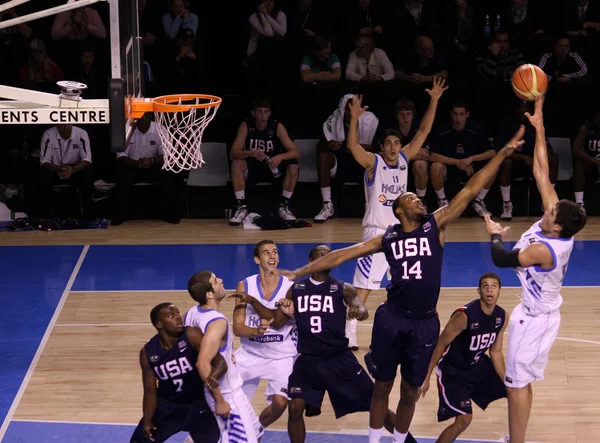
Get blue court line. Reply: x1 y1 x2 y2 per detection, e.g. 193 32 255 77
2 421 499 443
72 241 600 291
0 246 83 430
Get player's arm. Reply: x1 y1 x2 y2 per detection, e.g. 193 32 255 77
342 283 368 321
572 124 600 166
346 95 376 169
197 319 231 418
489 312 509 382
402 77 447 161
434 126 525 230
229 283 290 329
229 122 253 160
276 123 301 160
419 311 468 398
139 347 158 439
282 235 384 281
524 96 558 212
232 282 273 337
186 327 228 384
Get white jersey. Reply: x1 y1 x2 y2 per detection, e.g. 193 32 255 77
240 274 297 359
362 153 409 229
513 219 574 315
184 306 243 394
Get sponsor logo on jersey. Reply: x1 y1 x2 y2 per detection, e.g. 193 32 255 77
290 387 302 394
249 334 284 343
505 376 513 384
460 400 472 408
496 317 502 326
470 322 479 330
150 140 157 145
400 165 406 171
528 238 536 244
378 194 386 203
280 387 288 394
330 284 338 292
294 283 305 289
150 355 159 363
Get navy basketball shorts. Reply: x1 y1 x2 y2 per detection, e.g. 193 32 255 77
130 398 219 443
369 303 440 387
287 349 373 419
245 157 299 184
436 356 507 422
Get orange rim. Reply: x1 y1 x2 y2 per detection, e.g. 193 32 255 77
128 94 222 119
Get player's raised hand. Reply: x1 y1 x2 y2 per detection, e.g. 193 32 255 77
143 420 156 441
484 214 510 236
418 378 431 399
277 298 295 316
257 318 273 335
348 95 368 120
425 76 448 100
500 125 526 155
524 95 545 130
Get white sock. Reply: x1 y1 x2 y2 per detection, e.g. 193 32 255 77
234 191 245 201
476 188 489 201
500 185 511 202
368 427 384 443
415 187 427 198
575 191 584 204
321 187 331 202
435 188 446 200
393 429 408 443
282 190 293 199
347 317 358 331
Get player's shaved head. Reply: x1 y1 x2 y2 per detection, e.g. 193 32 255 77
150 302 174 326
393 192 415 213
308 245 331 261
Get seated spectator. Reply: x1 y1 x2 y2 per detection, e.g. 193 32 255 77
394 99 431 210
247 0 287 59
229 98 300 226
0 4 32 85
495 101 557 220
395 35 448 84
300 36 341 83
343 0 384 39
564 0 600 37
428 103 495 216
391 0 440 53
441 0 474 56
166 28 203 90
38 124 93 218
506 0 547 49
313 94 380 222
112 113 179 226
571 110 600 210
345 35 394 83
162 0 198 40
286 0 330 48
476 30 525 85
50 7 107 40
19 39 64 92
538 35 588 83
67 46 107 99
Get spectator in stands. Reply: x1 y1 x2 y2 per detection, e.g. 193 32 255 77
441 0 474 54
138 0 164 67
313 94 379 222
538 35 588 82
394 99 431 210
50 7 107 40
564 0 600 37
68 46 107 99
476 30 525 84
428 103 495 216
571 110 600 210
343 0 384 39
19 39 64 92
300 36 341 83
394 35 448 84
345 35 394 83
162 0 198 40
229 97 300 226
495 101 558 220
392 0 440 54
38 124 93 218
247 0 287 59
506 0 547 49
168 28 203 89
286 0 329 44
0 4 32 85
112 113 179 226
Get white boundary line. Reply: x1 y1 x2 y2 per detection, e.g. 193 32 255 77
0 245 90 441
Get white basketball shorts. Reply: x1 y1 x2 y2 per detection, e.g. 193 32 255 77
235 346 295 402
205 386 260 443
352 226 389 290
504 303 561 389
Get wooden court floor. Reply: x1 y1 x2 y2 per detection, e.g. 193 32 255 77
3 217 600 443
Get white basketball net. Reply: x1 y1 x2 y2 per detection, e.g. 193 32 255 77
154 96 220 173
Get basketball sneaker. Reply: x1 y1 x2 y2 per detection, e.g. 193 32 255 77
277 203 296 221
229 205 248 226
471 198 491 217
501 201 513 221
314 201 334 223
345 318 358 350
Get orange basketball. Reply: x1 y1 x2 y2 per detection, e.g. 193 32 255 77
511 64 548 101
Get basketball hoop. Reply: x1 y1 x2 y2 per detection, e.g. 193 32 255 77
129 94 222 173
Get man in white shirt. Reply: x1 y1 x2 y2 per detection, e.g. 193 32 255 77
39 123 93 217
112 113 179 225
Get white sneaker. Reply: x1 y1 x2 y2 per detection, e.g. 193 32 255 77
278 204 297 221
314 201 334 223
346 318 358 350
229 205 248 226
471 199 491 217
438 198 449 209
500 201 513 221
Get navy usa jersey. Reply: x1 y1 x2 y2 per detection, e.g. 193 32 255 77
292 276 348 356
584 120 600 160
245 118 283 156
145 327 206 405
439 300 506 371
381 213 444 318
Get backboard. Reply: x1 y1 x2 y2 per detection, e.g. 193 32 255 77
108 0 143 153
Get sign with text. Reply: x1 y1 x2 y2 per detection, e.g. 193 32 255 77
0 108 110 124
